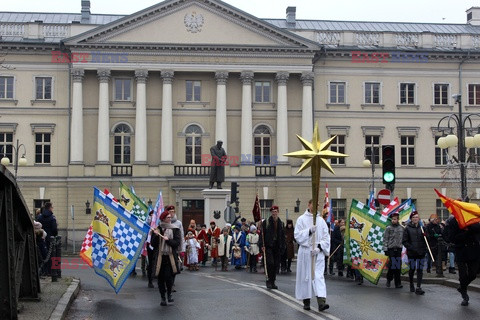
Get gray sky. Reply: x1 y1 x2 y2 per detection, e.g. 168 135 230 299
1 0 479 24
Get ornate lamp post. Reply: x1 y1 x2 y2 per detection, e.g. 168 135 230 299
362 141 381 194
1 139 27 179
437 94 480 201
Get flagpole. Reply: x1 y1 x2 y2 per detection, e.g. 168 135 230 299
420 225 435 262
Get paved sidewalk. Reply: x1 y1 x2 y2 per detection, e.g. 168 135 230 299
17 276 80 320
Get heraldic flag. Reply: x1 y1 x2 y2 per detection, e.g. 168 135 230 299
343 199 415 284
435 189 480 229
91 187 149 293
119 181 149 223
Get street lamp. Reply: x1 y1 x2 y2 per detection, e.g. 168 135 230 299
437 94 480 201
294 198 301 213
1 139 27 179
363 141 382 194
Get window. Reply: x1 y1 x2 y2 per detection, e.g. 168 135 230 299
254 81 271 103
400 83 415 104
35 77 52 100
435 136 448 166
468 84 480 105
0 132 13 162
113 124 131 164
185 124 202 164
365 135 380 165
364 82 380 104
434 84 449 105
260 199 273 220
186 80 201 102
254 125 271 165
114 78 132 101
436 199 449 221
330 135 346 165
331 199 347 220
400 136 415 165
35 133 51 164
0 76 14 99
329 82 346 104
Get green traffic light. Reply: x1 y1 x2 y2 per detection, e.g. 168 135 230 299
383 172 395 183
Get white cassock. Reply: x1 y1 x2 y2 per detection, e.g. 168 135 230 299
294 210 330 300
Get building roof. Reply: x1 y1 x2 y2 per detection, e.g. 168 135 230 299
265 19 480 35
0 12 123 25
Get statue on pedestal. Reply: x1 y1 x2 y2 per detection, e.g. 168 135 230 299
209 140 226 189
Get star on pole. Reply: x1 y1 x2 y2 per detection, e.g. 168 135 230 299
284 121 348 224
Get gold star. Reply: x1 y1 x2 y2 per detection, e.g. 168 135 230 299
284 122 348 221
99 229 121 256
358 235 373 255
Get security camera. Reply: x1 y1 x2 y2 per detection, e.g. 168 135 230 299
452 94 461 103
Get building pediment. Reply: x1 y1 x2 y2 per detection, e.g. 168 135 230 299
64 0 317 51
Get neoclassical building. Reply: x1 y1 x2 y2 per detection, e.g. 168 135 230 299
1 0 480 243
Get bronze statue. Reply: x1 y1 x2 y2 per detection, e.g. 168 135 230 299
209 140 226 189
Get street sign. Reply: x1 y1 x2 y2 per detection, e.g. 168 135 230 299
377 189 391 205
224 206 235 224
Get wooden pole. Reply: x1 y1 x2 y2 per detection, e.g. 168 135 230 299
420 225 435 262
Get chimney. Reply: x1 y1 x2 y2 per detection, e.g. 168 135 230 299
81 0 91 23
467 7 480 25
286 6 296 26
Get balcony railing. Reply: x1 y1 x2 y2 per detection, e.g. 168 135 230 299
111 165 132 176
174 165 211 176
255 166 276 177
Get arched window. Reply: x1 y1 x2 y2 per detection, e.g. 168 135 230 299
185 124 202 164
254 125 271 165
113 124 131 164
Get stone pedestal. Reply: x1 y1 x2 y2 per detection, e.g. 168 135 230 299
202 188 230 230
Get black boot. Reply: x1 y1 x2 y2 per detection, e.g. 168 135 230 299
415 287 425 295
458 288 469 305
167 293 174 303
303 299 311 310
271 282 278 289
266 280 273 289
317 297 329 312
449 267 456 274
148 281 154 288
160 293 167 306
410 282 415 292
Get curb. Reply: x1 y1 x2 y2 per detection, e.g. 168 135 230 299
49 278 80 320
399 275 480 293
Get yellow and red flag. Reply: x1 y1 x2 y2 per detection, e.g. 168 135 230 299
434 189 480 229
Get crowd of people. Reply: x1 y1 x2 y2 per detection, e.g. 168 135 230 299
32 199 480 311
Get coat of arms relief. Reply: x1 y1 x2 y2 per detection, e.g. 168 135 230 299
184 12 204 33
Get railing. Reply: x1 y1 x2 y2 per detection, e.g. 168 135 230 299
111 165 132 177
0 23 25 37
174 165 211 176
42 24 70 38
255 166 276 177
0 165 40 319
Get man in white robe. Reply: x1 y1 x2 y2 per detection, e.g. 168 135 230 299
294 199 331 312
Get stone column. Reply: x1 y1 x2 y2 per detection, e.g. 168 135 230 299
161 70 174 164
240 71 254 163
97 69 111 163
215 71 229 152
301 71 314 142
70 68 84 163
276 72 289 163
134 70 148 164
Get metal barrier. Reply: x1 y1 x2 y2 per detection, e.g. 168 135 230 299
0 165 40 319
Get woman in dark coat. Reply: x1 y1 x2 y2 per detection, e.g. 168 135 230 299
285 219 295 273
402 211 428 295
151 210 182 306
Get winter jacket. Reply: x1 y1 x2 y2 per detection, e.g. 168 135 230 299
425 222 444 249
260 216 286 253
443 216 480 263
330 225 343 253
36 209 58 243
383 223 404 252
402 222 427 259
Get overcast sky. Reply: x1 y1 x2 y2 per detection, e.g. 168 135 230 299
1 0 479 24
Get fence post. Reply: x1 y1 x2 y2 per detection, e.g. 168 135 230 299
50 236 57 282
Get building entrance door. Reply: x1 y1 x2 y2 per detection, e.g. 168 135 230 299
182 199 204 234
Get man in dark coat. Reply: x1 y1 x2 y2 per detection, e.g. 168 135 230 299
329 221 343 275
209 140 226 189
443 216 480 306
260 205 286 289
402 210 427 295
425 214 445 274
36 202 58 275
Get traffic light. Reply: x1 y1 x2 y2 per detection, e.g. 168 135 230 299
231 182 239 204
382 145 395 188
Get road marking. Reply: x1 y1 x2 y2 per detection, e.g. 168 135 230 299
201 273 342 320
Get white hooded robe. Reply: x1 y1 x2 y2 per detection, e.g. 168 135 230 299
294 210 330 300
